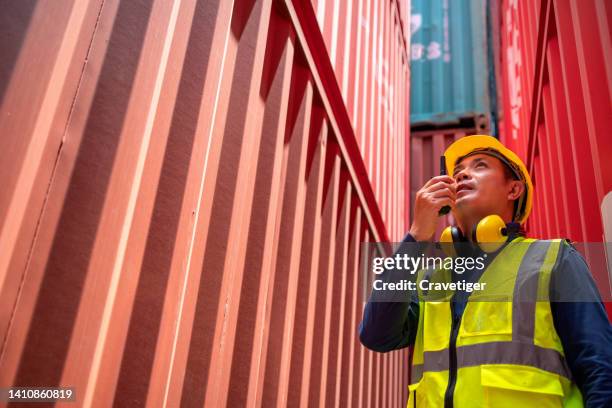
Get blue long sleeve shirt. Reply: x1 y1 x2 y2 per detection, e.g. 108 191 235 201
358 233 612 407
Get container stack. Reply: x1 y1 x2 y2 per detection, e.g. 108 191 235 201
408 0 495 231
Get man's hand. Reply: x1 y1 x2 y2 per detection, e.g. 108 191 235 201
409 176 456 241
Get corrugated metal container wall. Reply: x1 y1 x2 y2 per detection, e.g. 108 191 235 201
0 0 411 406
497 0 612 316
409 0 492 130
312 0 412 242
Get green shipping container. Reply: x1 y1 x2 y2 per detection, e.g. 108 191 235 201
410 0 493 130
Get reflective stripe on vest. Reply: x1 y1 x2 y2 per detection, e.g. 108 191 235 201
412 341 571 383
513 240 552 342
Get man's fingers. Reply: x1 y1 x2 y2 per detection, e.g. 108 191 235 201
422 175 455 189
433 196 455 209
427 181 457 194
430 188 456 200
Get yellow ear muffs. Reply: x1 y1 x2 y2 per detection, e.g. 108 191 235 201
474 214 508 253
440 226 453 244
439 226 467 257
439 226 455 257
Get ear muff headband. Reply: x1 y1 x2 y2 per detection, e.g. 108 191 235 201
451 226 465 243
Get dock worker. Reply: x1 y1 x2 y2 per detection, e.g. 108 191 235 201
359 135 612 407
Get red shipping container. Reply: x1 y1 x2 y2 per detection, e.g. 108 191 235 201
0 0 411 406
312 0 412 242
498 0 612 315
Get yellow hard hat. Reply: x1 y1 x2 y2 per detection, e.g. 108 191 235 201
443 135 533 224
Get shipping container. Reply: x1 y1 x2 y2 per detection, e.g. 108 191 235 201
409 0 493 131
313 0 412 242
0 0 411 406
497 0 612 316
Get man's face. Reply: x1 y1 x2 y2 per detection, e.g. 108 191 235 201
451 153 515 219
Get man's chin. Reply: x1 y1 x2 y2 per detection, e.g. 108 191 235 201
453 196 484 217
455 195 476 207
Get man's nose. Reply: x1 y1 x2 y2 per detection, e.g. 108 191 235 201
455 169 470 182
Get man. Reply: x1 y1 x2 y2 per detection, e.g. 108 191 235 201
359 135 612 407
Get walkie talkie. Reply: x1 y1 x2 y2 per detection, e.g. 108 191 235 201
438 155 451 215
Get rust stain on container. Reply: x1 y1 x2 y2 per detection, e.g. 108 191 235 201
0 0 411 406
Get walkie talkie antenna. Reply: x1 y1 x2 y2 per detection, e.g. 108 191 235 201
438 155 451 216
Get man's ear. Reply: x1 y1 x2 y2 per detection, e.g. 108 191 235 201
507 180 525 201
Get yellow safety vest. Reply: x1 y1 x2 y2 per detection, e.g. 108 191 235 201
408 237 584 407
